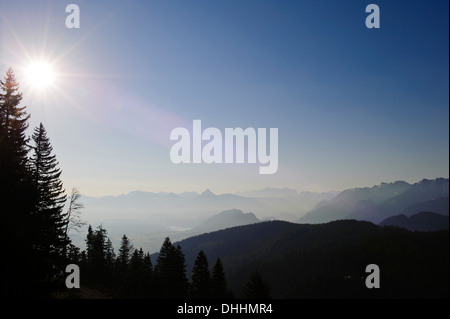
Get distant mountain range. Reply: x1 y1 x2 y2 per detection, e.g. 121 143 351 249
81 187 334 226
299 178 449 224
73 178 449 254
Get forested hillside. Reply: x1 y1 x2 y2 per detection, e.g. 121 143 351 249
175 220 449 298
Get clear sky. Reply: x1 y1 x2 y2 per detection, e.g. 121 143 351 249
1 0 448 196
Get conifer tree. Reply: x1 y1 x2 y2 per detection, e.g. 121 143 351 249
142 251 154 297
191 250 212 299
66 243 82 265
104 237 116 281
211 258 232 299
30 122 68 277
117 234 133 274
129 248 144 276
143 252 153 274
105 238 115 262
155 237 189 298
0 68 32 226
173 245 189 298
0 68 30 174
86 225 94 256
127 248 147 297
85 225 112 285
0 68 35 295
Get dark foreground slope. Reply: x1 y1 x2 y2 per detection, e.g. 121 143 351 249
175 220 449 298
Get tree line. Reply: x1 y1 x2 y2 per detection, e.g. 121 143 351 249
70 227 271 299
67 226 245 299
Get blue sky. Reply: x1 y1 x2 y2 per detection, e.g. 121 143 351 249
1 0 448 196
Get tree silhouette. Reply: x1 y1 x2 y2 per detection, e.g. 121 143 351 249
191 250 212 299
0 68 30 171
0 68 36 295
30 122 68 278
66 243 82 265
211 258 232 299
127 247 154 298
117 234 133 273
104 237 116 281
85 225 114 285
155 237 189 298
142 252 155 297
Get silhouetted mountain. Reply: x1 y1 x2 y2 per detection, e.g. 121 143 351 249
192 209 260 233
379 211 449 231
171 220 448 298
300 178 449 224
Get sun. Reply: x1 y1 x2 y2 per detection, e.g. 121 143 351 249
24 60 56 90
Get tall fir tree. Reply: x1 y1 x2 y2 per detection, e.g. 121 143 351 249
128 248 148 298
211 258 232 299
0 67 30 174
85 225 113 285
104 237 116 272
85 225 97 283
117 234 133 270
30 122 68 278
172 245 190 298
0 68 36 296
115 234 133 291
191 250 212 299
142 252 155 297
143 252 153 274
155 237 189 298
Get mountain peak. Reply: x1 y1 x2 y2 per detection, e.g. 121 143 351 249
200 189 216 197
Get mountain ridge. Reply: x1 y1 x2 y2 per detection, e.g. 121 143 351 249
169 219 449 298
300 178 449 224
